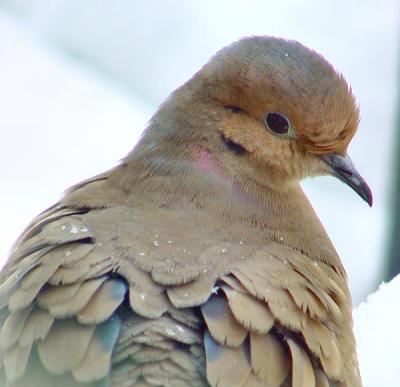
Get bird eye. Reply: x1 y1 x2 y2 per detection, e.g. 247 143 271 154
264 112 291 135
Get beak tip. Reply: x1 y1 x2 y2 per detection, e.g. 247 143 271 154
356 177 373 207
321 154 373 207
364 185 373 207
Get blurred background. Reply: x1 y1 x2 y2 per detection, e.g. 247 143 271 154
0 0 398 307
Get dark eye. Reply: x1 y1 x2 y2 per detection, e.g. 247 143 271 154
265 112 291 135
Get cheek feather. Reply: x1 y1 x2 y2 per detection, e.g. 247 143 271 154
253 138 295 167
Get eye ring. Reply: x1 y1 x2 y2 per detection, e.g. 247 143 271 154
264 112 292 136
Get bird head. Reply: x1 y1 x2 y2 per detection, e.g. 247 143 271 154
143 36 372 206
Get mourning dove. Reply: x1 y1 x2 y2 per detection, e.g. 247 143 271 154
0 36 372 387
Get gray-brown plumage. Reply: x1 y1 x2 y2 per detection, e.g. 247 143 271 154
0 36 372 387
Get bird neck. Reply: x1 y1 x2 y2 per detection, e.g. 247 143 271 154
120 134 343 270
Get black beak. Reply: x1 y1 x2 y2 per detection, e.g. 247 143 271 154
321 154 373 207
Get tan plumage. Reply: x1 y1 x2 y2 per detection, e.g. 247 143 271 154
0 36 371 386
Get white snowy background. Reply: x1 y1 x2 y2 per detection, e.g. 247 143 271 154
0 1 398 385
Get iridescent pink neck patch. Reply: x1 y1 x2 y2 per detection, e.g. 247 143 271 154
197 149 216 172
